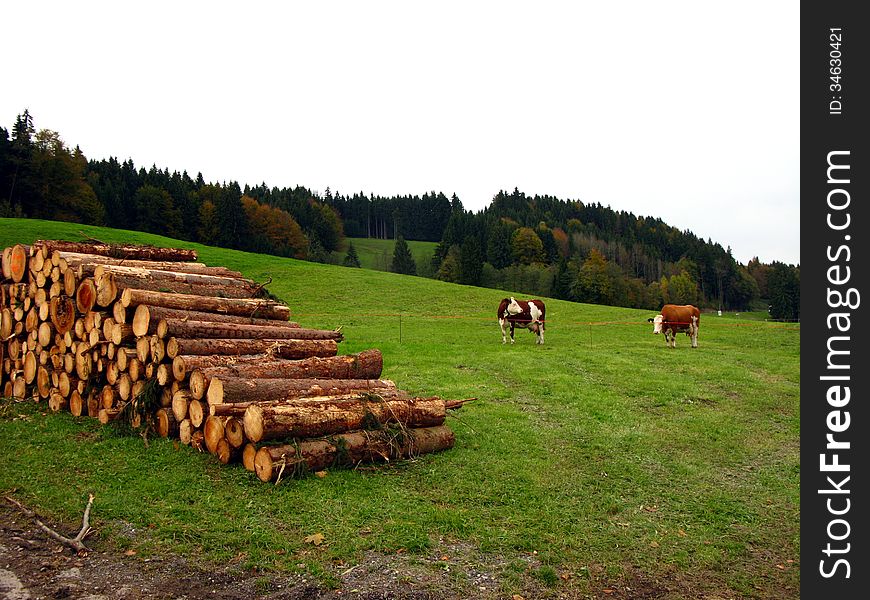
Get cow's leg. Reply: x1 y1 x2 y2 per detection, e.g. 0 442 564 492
691 318 699 348
499 318 508 344
509 322 516 344
537 323 544 345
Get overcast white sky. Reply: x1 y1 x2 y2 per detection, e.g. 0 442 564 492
1 1 799 265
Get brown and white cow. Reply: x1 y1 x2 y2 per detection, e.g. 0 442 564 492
498 297 546 345
649 304 700 348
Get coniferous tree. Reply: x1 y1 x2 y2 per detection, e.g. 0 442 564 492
343 242 362 268
390 236 417 275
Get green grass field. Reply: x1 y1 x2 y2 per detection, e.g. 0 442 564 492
0 218 800 597
330 237 438 274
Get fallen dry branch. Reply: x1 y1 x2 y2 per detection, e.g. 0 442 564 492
5 493 95 554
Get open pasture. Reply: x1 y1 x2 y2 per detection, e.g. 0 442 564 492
0 218 800 598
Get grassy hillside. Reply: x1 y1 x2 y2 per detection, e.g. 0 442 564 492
331 237 438 274
0 218 800 598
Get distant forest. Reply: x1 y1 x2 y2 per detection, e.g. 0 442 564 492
0 110 799 318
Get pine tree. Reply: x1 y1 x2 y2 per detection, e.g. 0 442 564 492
343 242 362 268
390 236 416 275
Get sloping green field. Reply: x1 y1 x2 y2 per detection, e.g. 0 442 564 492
331 237 438 273
0 218 800 597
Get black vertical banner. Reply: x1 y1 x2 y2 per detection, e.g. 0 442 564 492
802 3 868 598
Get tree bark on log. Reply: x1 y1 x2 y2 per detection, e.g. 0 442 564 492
49 250 243 278
243 394 445 443
207 377 396 405
33 240 198 262
120 288 291 320
162 319 342 341
169 339 338 375
187 350 383 400
254 426 455 483
139 305 300 329
104 272 258 299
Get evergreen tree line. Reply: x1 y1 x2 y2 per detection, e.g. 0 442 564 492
1 111 799 318
427 188 800 318
0 111 340 259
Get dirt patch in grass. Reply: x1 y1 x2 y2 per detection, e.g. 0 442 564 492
0 502 796 599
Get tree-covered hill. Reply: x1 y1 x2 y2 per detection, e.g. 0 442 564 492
0 109 798 317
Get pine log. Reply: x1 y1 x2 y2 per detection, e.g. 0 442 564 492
92 264 260 297
33 240 198 262
207 377 396 405
138 305 300 330
23 351 37 384
94 272 118 307
203 415 225 454
212 438 238 465
63 267 77 297
172 389 190 422
75 279 97 313
168 337 337 363
1 247 14 280
69 390 85 417
87 391 100 418
49 390 68 412
100 385 115 409
244 394 445 443
178 419 193 445
253 425 455 483
225 417 246 448
49 296 76 334
120 288 291 320
49 250 242 278
161 319 342 341
36 366 52 399
98 408 122 424
242 443 258 472
156 408 179 438
8 245 28 283
188 399 207 428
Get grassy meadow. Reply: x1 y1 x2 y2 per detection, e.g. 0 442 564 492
330 237 438 274
0 218 800 597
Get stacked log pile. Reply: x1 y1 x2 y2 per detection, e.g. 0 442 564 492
1 240 457 483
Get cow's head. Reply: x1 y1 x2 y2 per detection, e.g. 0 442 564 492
506 297 523 316
648 314 663 334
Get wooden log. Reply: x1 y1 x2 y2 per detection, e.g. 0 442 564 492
87 390 100 418
69 390 85 417
172 389 190 422
203 415 225 454
215 437 241 464
119 288 291 320
225 417 246 448
168 337 337 362
98 408 122 424
243 394 446 443
48 250 243 277
207 377 396 405
94 272 118 307
23 351 37 384
8 245 28 283
178 419 193 445
100 384 116 409
161 319 342 341
188 399 207 428
37 322 54 348
92 264 260 298
63 266 77 297
156 408 179 438
75 278 97 313
49 390 68 412
253 426 455 483
36 366 52 399
33 240 198 262
139 305 300 329
242 443 258 472
49 296 76 334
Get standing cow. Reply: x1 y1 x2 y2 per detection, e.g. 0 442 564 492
649 304 700 348
498 297 546 345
